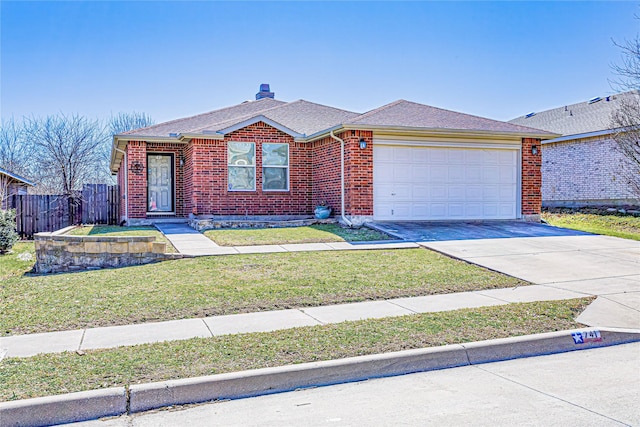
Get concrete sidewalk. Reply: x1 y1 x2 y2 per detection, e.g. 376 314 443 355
1 285 588 358
155 223 418 256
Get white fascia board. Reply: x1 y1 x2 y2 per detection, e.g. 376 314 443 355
373 138 521 150
216 116 304 138
542 129 616 144
305 124 557 142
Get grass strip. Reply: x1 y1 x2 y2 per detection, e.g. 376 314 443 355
542 212 640 241
1 247 527 335
67 225 177 252
0 298 591 402
204 224 392 246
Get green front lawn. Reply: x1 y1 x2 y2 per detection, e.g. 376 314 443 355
542 212 640 241
204 224 392 246
68 225 177 252
1 245 527 335
0 298 590 401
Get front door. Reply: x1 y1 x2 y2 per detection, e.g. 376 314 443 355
147 154 173 212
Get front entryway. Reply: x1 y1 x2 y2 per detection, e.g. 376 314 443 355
373 144 519 220
147 154 174 213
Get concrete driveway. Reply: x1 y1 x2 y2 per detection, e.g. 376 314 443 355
420 234 640 329
369 220 592 241
370 220 639 329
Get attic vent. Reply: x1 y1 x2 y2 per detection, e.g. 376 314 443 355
169 133 178 137
525 112 536 118
588 96 602 104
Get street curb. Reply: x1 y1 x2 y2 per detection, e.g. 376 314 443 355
128 343 469 413
0 387 126 427
2 327 639 426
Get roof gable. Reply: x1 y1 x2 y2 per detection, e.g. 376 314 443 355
508 91 639 136
123 97 286 138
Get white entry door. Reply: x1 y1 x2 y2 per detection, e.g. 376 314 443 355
373 144 518 220
147 154 173 212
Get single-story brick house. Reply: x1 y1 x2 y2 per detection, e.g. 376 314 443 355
0 166 35 209
509 91 640 208
110 85 554 226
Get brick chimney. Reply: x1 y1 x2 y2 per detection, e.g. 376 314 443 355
256 84 275 100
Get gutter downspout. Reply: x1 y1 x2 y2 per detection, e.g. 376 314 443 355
329 130 353 227
113 142 128 225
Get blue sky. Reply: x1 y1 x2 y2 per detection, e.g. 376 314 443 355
1 1 638 123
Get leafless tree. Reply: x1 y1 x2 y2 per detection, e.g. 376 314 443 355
25 114 107 195
107 111 154 135
0 117 33 178
610 32 640 199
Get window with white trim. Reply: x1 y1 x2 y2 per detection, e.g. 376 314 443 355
228 142 256 191
262 143 289 191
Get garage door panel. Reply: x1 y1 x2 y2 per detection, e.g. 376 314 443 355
412 184 429 199
448 166 465 181
412 164 429 180
430 165 448 182
431 185 447 200
448 185 465 201
374 145 518 220
465 166 482 181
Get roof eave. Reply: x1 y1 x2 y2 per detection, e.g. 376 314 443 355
0 169 36 186
542 128 617 144
307 124 558 141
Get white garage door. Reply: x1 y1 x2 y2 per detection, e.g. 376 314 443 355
373 144 518 220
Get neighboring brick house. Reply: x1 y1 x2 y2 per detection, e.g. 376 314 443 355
0 166 35 209
110 85 553 226
509 91 640 208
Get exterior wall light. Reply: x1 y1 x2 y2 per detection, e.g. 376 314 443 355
179 155 185 167
359 138 367 149
531 145 538 155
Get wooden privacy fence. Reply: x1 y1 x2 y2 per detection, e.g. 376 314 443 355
9 184 120 239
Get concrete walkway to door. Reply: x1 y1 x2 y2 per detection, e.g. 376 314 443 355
154 222 418 256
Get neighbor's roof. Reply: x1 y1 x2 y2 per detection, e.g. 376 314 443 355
508 91 639 136
347 100 554 135
0 166 35 186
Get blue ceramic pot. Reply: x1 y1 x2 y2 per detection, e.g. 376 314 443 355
314 206 332 219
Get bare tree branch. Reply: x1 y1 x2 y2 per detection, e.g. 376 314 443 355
611 29 640 199
25 114 107 195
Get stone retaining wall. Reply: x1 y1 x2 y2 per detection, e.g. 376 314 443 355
34 232 183 274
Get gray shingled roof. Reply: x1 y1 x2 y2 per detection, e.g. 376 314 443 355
348 100 553 135
201 100 361 137
124 97 286 137
121 97 553 140
508 91 639 136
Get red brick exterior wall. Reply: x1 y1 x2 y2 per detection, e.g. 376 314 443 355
521 137 542 216
311 135 342 212
186 122 312 216
117 161 125 221
127 141 147 219
343 130 373 216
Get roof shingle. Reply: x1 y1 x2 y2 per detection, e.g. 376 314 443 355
348 100 554 135
508 91 639 136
